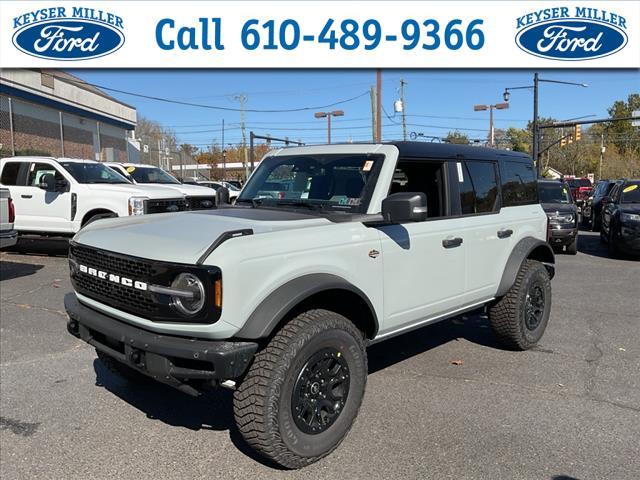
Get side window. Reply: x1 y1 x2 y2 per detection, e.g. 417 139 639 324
1 162 24 186
501 161 537 206
458 161 499 214
390 160 447 218
609 184 620 202
27 163 64 187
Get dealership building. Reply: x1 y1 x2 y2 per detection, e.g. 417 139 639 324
0 69 137 162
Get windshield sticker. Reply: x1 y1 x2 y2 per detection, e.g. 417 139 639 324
339 197 361 206
623 184 638 193
126 166 136 173
362 160 374 172
456 162 464 183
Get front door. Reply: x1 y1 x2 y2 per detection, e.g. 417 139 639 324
376 159 468 337
14 161 72 233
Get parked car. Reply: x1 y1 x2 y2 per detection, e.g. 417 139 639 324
566 177 593 214
105 163 217 210
66 142 554 468
582 179 616 231
600 179 640 256
194 180 239 201
538 180 578 254
0 187 17 249
224 179 242 189
0 157 188 236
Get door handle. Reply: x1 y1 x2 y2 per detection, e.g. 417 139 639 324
497 228 513 239
21 194 32 199
442 237 463 248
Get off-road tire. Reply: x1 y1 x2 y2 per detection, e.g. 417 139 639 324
233 309 367 469
566 237 578 255
96 349 150 383
489 260 552 350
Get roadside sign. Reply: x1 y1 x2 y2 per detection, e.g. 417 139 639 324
633 110 640 127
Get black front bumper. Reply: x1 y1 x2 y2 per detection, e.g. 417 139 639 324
549 226 578 246
65 293 258 396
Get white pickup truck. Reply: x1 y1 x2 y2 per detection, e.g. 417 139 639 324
105 162 218 210
0 157 192 236
0 187 18 248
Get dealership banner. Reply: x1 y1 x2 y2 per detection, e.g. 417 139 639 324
1 1 638 68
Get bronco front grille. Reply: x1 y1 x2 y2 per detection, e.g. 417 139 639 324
144 198 188 214
69 243 222 324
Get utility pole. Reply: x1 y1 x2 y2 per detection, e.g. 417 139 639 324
376 69 382 142
400 79 407 141
599 133 605 179
532 72 539 173
221 118 226 180
370 87 376 142
234 94 249 179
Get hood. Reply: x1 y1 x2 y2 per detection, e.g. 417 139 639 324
133 183 215 197
541 203 577 214
85 183 183 199
73 207 331 264
619 204 640 214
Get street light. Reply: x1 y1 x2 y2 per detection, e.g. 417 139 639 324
314 110 344 144
503 73 588 175
473 102 509 147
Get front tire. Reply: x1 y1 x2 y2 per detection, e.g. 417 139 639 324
233 309 367 469
489 260 552 350
566 236 578 255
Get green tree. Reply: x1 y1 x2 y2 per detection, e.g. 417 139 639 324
605 93 640 156
444 131 470 144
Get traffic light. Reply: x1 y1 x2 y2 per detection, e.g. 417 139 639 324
567 134 573 145
561 136 566 147
574 124 582 141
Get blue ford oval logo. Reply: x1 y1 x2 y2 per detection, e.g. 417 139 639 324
516 19 627 61
12 19 125 61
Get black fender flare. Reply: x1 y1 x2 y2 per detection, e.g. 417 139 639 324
234 273 379 340
496 237 555 297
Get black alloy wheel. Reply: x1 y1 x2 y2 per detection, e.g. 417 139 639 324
292 347 350 434
524 282 545 331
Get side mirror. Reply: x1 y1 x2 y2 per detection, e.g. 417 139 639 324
38 173 56 192
216 186 230 206
382 192 428 223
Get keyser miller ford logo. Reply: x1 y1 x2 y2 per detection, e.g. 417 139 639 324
515 6 628 60
12 6 124 60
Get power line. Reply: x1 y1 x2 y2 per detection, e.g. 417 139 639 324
49 72 369 113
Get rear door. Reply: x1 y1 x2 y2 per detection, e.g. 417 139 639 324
451 159 510 300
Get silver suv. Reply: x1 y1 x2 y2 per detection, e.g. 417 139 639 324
65 142 554 468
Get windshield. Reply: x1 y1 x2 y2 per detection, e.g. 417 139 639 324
128 166 181 184
59 162 130 184
621 183 640 203
237 154 384 213
539 183 572 204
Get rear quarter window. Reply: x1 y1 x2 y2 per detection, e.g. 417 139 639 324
501 160 538 206
1 162 24 186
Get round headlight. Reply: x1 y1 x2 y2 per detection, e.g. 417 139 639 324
171 273 205 316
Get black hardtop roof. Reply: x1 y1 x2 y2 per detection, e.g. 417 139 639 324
387 141 532 162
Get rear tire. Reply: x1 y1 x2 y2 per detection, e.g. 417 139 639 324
489 260 552 350
233 309 367 469
96 350 149 383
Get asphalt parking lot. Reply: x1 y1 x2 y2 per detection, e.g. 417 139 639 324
1 232 638 480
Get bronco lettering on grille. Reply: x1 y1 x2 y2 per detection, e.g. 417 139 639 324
79 264 148 291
